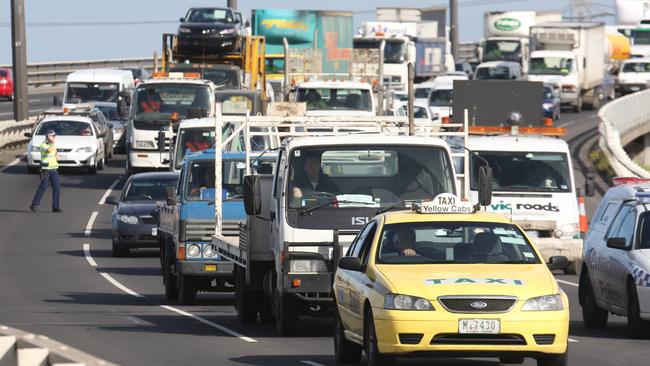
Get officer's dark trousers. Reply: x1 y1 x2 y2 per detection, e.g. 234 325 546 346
31 169 60 209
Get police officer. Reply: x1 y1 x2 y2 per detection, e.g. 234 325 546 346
30 129 62 212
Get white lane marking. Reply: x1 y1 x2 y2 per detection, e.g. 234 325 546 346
556 279 579 287
558 120 576 128
1 154 25 172
84 211 98 236
301 361 326 366
99 178 120 204
82 243 97 267
569 338 579 343
100 272 144 298
125 316 156 327
160 305 258 343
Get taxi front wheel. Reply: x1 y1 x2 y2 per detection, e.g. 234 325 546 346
334 308 361 364
364 310 395 366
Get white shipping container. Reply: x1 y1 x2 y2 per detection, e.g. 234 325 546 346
417 21 438 38
616 0 650 25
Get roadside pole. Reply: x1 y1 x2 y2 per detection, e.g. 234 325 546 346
10 0 29 121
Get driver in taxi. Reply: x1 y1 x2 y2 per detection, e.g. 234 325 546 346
291 152 339 201
393 228 418 256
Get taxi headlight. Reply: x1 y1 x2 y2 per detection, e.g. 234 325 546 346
186 244 201 258
289 258 328 273
203 244 218 258
119 215 139 225
384 294 434 311
521 294 564 311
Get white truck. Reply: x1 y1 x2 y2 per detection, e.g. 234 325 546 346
213 114 470 335
293 80 377 117
616 0 650 57
528 22 606 113
125 73 216 175
482 11 562 73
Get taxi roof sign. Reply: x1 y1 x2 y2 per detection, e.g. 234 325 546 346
412 193 475 214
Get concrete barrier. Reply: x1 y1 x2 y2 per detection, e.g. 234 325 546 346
0 118 37 151
0 324 116 366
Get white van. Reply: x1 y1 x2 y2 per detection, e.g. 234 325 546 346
474 61 523 80
62 69 135 107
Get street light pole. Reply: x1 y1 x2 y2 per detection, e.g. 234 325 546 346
10 0 28 121
450 0 459 61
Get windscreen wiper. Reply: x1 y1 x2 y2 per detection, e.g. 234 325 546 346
376 201 408 215
299 199 376 216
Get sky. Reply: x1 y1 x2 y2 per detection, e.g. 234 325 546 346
0 0 615 65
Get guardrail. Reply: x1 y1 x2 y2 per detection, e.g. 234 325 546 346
0 57 155 88
0 324 117 365
599 89 650 178
0 117 37 151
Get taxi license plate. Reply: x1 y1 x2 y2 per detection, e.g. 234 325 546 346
204 264 217 272
458 319 500 334
151 227 157 236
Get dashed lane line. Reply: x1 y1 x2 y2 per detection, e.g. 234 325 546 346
301 361 326 366
0 154 25 172
99 272 144 298
160 305 258 343
556 279 579 287
82 243 97 267
84 211 98 236
99 178 120 204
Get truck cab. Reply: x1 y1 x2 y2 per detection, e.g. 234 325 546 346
158 148 276 304
125 74 216 175
293 80 376 117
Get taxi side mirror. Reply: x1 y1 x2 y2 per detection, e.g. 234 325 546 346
606 237 629 250
547 256 569 271
338 257 364 272
243 175 261 215
478 165 493 206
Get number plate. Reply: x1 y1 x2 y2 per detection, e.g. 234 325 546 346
151 227 157 236
631 86 640 91
458 319 500 334
57 154 66 160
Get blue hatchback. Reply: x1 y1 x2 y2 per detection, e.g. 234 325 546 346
543 84 561 121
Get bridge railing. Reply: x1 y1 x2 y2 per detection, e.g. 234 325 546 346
0 57 154 88
0 117 37 150
598 89 650 178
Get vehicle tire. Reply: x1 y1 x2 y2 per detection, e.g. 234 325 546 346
572 96 582 113
364 309 394 366
500 356 525 364
98 157 104 171
580 270 608 329
27 165 38 174
111 238 128 257
163 249 179 300
590 91 601 111
536 350 568 366
275 293 298 336
88 157 97 175
178 275 197 305
627 281 650 339
334 307 362 364
235 267 258 324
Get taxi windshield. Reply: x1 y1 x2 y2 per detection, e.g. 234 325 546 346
377 221 540 264
288 146 455 209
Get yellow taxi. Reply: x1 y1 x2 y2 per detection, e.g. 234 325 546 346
333 193 569 366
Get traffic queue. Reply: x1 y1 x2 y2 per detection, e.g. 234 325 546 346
15 4 650 366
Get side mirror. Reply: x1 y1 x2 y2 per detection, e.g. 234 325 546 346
157 130 166 152
105 196 118 205
53 96 62 106
108 123 114 129
24 132 32 138
478 165 493 206
338 257 364 272
98 133 106 138
584 173 595 197
243 175 261 215
117 99 128 118
165 186 177 206
606 237 629 250
245 21 250 27
547 256 569 271
179 17 184 22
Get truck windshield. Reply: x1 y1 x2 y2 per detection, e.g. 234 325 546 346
414 87 432 99
376 221 540 265
622 62 650 73
133 84 211 130
174 128 216 169
471 151 571 193
354 38 406 64
169 65 240 89
475 66 511 80
483 40 521 62
65 82 119 103
185 159 275 201
632 29 650 45
296 88 372 111
429 89 452 107
287 146 455 209
529 57 574 75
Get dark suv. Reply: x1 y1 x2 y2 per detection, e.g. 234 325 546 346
177 7 246 56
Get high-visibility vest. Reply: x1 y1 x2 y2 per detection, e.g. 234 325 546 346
40 142 59 170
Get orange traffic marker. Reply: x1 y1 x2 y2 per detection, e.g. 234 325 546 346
578 196 588 233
